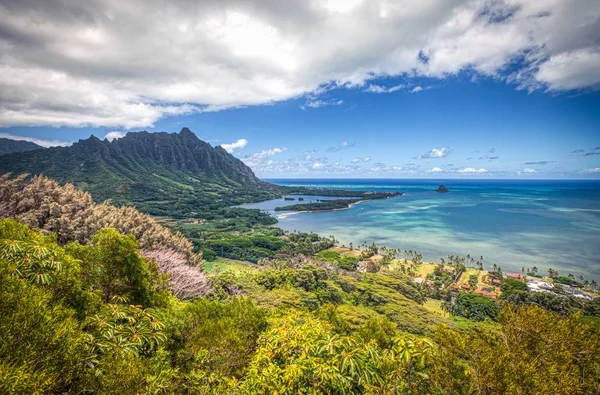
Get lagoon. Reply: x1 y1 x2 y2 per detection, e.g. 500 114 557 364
241 179 600 281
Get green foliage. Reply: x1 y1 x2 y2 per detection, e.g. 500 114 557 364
432 305 600 394
2 214 599 394
0 266 86 394
500 278 528 299
83 302 167 358
316 250 359 271
168 298 268 378
184 224 334 262
0 137 43 155
445 292 499 321
242 312 437 394
66 228 170 307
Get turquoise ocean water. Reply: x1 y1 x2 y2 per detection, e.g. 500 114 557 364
240 179 600 281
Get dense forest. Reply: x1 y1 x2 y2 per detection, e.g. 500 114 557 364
1 173 599 394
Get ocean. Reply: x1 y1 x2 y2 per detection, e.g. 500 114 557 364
240 179 600 281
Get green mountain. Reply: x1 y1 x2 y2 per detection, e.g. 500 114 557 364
0 128 281 217
0 138 44 155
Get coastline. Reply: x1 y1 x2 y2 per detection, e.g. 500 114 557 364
276 199 366 218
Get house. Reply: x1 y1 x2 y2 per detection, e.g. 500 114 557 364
506 273 526 282
487 274 502 286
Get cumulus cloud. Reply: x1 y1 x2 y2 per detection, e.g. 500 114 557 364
411 86 423 93
0 0 598 127
0 132 70 147
536 49 600 91
583 168 600 174
417 147 449 159
457 167 488 174
221 138 249 153
428 167 443 173
104 131 126 141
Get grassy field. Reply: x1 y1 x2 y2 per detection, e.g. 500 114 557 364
202 258 260 275
423 299 447 317
330 247 362 258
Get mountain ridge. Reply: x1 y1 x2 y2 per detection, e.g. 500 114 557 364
0 138 44 155
0 128 281 217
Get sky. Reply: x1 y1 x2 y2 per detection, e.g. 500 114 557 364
0 0 599 178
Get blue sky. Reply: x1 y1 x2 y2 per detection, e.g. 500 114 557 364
1 0 599 178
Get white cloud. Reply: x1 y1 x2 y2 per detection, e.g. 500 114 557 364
242 146 287 167
535 49 600 91
418 147 449 159
104 131 127 141
583 168 600 174
301 99 344 109
0 132 70 147
457 167 488 174
0 0 598 127
327 141 356 152
312 162 325 169
366 84 405 93
518 168 538 174
411 86 423 93
221 138 249 153
352 156 371 163
428 167 443 173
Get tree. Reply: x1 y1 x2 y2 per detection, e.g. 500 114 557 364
432 305 600 394
446 293 498 321
67 228 169 307
0 257 86 394
531 266 538 275
500 279 528 299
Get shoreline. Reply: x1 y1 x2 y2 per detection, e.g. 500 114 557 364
277 199 366 218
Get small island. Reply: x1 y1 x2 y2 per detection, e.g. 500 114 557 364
435 185 449 193
275 191 402 212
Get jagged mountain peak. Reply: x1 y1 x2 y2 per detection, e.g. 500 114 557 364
0 129 278 213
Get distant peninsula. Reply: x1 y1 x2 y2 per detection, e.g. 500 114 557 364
274 192 402 212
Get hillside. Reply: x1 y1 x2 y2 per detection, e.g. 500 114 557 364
0 137 44 155
0 128 281 217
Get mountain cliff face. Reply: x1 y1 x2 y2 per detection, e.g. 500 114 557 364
0 138 44 155
0 128 280 217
